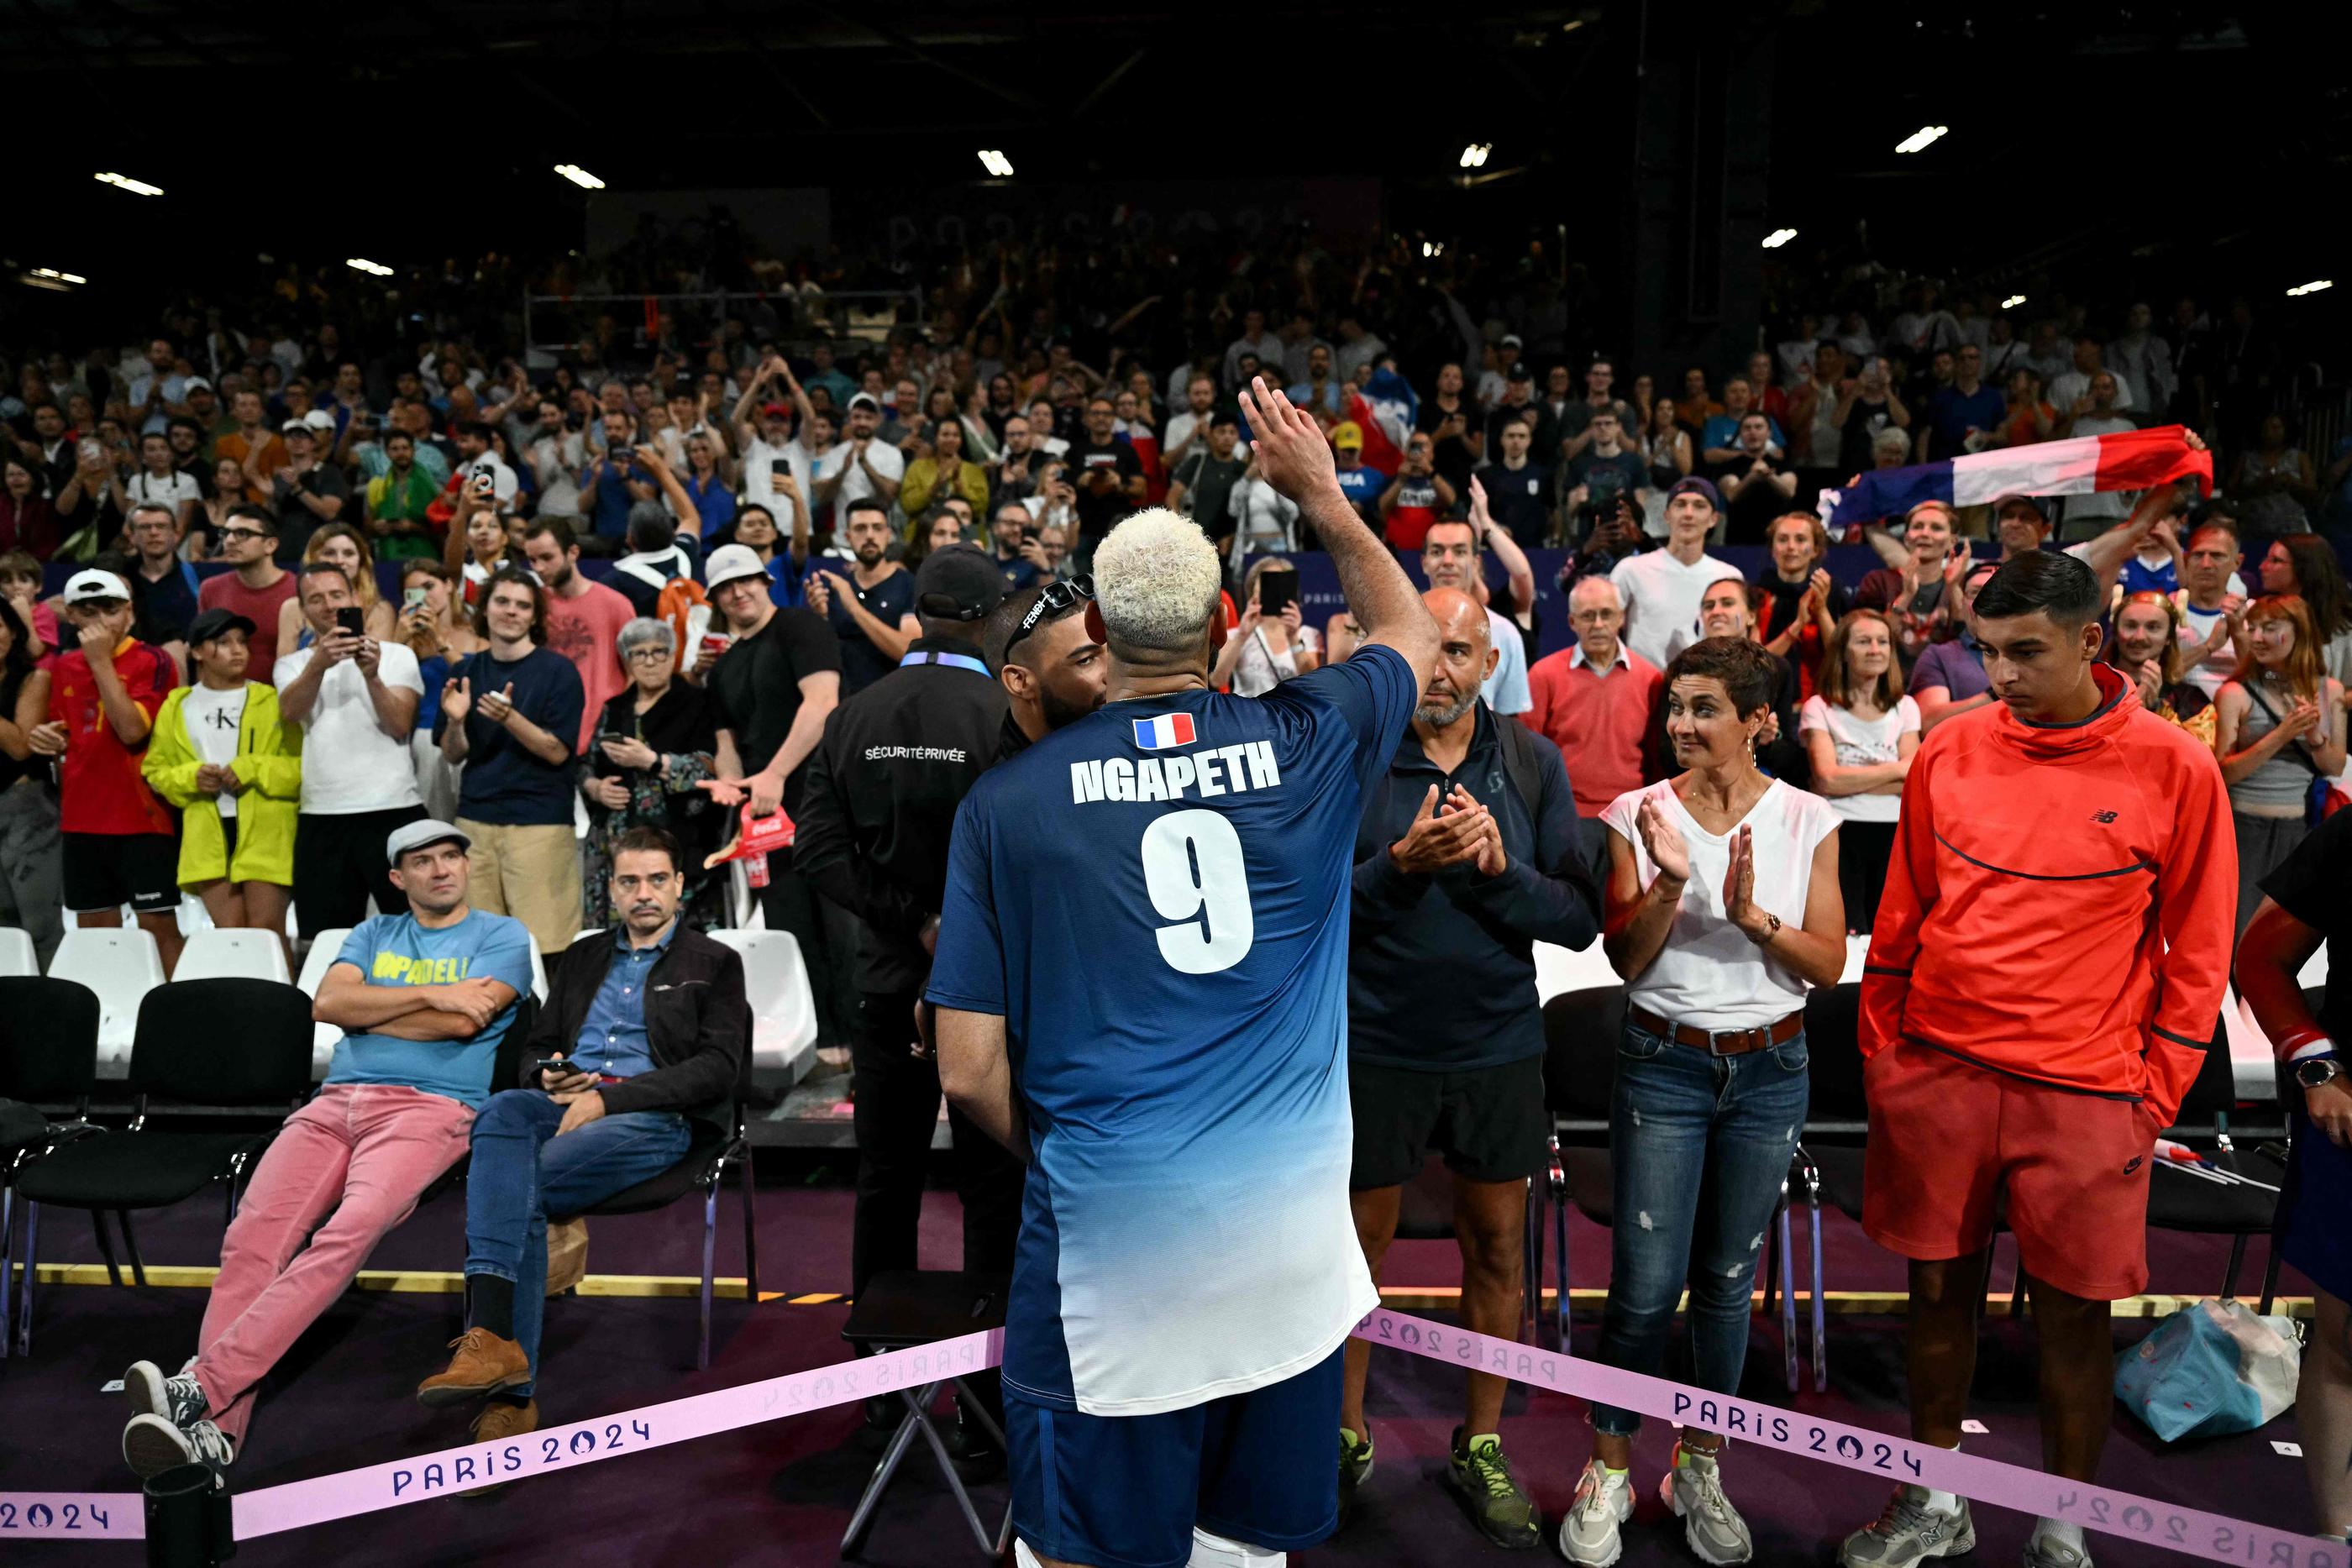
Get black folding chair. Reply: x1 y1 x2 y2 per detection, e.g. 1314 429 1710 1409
2144 1017 2286 1309
1787 983 1864 1392
1 976 105 1358
13 978 312 1354
1536 983 1802 1386
1536 984 1624 1347
837 1270 1011 1560
565 1017 758 1371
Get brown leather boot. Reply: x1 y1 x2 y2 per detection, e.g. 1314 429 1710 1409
544 1217 589 1297
458 1400 538 1497
417 1328 531 1408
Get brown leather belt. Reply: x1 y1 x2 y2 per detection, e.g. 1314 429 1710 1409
1627 1004 1804 1057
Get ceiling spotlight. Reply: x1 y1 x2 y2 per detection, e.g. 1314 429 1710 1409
1459 143 1492 169
554 164 606 191
29 267 87 286
2002 293 2028 309
1761 228 1798 249
2287 280 2334 297
976 149 1014 178
1894 125 1950 155
93 171 164 197
346 258 394 277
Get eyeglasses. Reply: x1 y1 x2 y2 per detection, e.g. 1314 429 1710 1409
1006 574 1095 658
218 527 270 543
623 646 671 663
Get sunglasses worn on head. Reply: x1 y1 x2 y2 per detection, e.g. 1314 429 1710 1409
1006 574 1095 658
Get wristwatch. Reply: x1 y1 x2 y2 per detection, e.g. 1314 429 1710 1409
2296 1056 2343 1090
1755 912 1782 943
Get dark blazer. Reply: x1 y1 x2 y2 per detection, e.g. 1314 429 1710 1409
528 925 750 1128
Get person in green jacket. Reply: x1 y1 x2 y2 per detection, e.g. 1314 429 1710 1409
142 608 302 945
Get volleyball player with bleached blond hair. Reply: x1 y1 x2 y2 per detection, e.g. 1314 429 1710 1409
929 380 1439 1568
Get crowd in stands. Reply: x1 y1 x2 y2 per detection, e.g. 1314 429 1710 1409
7 246 2352 1558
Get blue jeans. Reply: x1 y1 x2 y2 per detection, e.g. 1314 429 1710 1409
462 1088 694 1398
1591 1021 1808 1438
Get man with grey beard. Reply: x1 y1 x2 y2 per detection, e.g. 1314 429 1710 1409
1335 586 1601 1546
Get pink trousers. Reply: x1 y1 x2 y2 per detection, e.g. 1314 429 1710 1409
192 1083 472 1445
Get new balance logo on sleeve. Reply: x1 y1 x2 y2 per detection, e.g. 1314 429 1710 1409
1071 741 1282 805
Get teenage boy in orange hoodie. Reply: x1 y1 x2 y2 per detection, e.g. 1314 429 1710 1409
1839 541 2235 1568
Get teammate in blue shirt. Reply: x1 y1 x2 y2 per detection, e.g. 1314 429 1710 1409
931 380 1439 1568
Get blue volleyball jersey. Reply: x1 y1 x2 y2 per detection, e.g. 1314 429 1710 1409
927 643 1417 1416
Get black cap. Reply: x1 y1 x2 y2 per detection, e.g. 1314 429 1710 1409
1507 360 1532 381
186 607 256 645
913 546 1006 622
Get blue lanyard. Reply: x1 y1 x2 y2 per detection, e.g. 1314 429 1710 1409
900 650 989 676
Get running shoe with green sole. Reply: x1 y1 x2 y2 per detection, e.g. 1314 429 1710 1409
1441 1426 1542 1550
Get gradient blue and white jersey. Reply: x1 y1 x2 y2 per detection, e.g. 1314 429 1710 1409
928 642 1417 1416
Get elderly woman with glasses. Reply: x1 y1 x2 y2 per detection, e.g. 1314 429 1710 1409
578 617 725 929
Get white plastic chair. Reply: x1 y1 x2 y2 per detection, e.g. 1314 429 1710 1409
47 927 167 1078
707 926 817 1087
0 927 37 978
1532 939 1620 1002
529 945 549 1003
293 930 354 1078
175 929 293 984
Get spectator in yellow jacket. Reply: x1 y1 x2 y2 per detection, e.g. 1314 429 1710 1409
898 417 991 521
142 608 302 947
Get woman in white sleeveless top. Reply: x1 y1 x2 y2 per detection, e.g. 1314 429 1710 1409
1557 635 1847 1567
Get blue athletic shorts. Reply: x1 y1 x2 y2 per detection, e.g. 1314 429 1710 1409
1004 1347 1343 1568
2283 1095 2352 1303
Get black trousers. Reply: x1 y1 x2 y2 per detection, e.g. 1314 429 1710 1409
849 988 1025 1299
293 805 428 933
757 861 858 1047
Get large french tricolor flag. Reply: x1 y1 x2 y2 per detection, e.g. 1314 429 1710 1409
1133 712 1197 750
1819 425 2213 531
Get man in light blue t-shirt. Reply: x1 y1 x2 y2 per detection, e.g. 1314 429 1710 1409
115 820 533 1479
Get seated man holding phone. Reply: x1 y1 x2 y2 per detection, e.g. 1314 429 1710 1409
276 560 430 932
416 826 749 1450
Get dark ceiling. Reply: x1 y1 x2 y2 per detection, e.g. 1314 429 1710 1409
3 1 2347 342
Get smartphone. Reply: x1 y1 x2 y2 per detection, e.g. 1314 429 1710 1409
1257 568 1299 616
402 586 428 612
532 1057 578 1082
770 459 791 480
334 606 365 637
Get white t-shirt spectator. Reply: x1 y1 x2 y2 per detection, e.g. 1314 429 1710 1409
273 642 426 814
182 684 249 820
532 431 586 518
1601 778 1839 1030
1798 695 1922 824
1609 548 1735 670
816 438 905 510
1484 607 1532 716
125 469 202 516
743 436 816 531
2177 603 2239 698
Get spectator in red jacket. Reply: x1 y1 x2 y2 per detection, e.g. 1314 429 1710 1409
1840 547 2235 1568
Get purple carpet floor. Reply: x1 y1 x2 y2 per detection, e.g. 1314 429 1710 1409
0 1172 2326 1564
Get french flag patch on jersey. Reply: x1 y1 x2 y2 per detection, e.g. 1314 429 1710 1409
1132 712 1197 750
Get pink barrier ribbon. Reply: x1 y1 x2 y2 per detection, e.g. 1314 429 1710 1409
1353 1308 2345 1568
3 1308 2341 1565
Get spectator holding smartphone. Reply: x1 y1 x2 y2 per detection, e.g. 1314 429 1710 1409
1212 556 1320 696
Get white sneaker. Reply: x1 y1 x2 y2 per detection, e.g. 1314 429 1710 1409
122 1414 234 1479
123 1359 208 1428
1557 1460 1635 1566
1840 1486 1977 1566
1662 1446 1754 1565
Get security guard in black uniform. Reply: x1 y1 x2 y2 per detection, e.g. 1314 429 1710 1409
794 546 1025 1460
